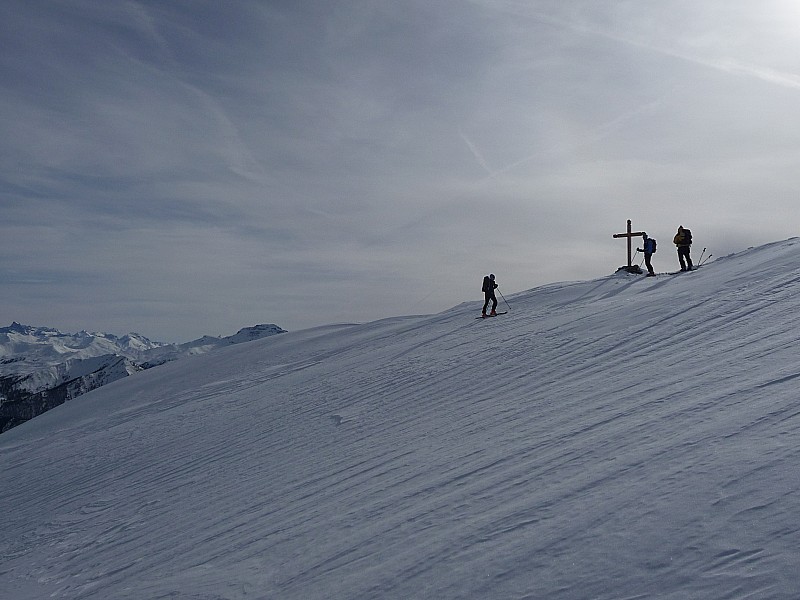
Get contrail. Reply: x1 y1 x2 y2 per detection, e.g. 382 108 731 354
538 7 800 92
674 54 800 91
459 130 496 176
471 0 800 91
591 25 800 91
479 95 667 179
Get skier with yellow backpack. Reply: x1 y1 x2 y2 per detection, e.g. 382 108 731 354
673 226 694 271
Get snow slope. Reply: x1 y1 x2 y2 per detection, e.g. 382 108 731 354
2 239 800 599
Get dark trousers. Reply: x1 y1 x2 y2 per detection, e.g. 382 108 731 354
678 246 693 270
644 253 654 275
483 292 497 314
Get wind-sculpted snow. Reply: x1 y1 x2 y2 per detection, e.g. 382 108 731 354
2 240 800 599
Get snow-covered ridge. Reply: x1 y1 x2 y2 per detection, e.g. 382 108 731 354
2 239 800 598
0 323 286 432
0 323 287 374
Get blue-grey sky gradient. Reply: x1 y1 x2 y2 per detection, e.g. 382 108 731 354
2 1 799 341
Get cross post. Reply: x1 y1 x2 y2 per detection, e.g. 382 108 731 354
612 219 646 268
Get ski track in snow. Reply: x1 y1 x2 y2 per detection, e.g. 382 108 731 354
3 239 800 599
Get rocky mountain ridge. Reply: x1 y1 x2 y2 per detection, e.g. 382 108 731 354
0 322 286 432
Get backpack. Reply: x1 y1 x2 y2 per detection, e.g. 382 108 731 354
683 229 692 245
482 276 491 293
650 238 657 254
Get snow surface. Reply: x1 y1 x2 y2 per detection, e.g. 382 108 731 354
2 239 800 599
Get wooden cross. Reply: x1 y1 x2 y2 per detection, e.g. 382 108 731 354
612 219 645 268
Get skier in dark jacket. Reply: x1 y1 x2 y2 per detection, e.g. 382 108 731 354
637 233 656 276
673 226 693 271
481 274 498 317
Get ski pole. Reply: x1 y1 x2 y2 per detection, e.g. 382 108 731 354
497 288 511 311
699 254 712 266
697 247 706 264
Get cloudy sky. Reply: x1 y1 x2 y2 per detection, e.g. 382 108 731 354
2 1 799 342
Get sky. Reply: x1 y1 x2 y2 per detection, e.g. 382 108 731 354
2 0 800 342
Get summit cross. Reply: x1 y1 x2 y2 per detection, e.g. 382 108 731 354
612 219 646 268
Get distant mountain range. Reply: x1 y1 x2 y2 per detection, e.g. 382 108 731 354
0 322 286 432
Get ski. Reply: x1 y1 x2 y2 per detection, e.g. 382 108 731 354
476 312 507 319
667 266 700 275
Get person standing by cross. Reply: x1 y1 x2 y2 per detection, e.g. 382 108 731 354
637 233 656 276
